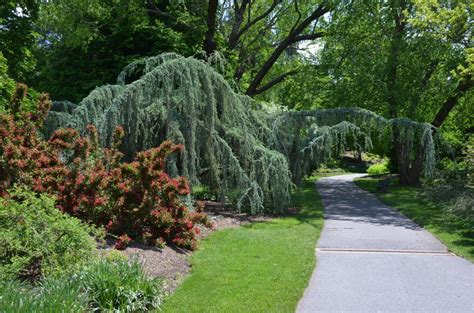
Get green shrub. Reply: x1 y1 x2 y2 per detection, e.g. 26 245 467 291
0 53 40 114
367 162 390 175
424 136 474 224
0 186 101 281
192 184 212 200
77 257 164 312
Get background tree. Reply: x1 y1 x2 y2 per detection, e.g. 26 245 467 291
275 0 473 184
0 0 39 82
204 0 332 96
0 53 16 110
32 0 207 102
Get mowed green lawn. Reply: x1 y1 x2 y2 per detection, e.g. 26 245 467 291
161 178 325 313
355 177 474 262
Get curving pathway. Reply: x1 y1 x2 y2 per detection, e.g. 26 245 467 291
297 174 473 313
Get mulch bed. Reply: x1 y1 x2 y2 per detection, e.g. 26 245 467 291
103 201 273 292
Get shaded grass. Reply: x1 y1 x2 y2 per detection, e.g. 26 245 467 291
355 177 474 262
161 178 324 313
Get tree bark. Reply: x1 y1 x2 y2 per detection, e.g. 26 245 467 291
228 1 249 49
204 0 219 56
386 2 407 180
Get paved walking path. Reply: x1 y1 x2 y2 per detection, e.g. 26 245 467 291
297 174 473 313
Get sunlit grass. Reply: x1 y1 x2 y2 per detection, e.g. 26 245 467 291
161 177 325 313
355 177 474 262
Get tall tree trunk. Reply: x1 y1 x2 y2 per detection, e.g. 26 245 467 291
204 0 219 57
385 1 407 181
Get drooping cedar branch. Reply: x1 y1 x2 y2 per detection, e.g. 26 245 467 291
45 53 437 214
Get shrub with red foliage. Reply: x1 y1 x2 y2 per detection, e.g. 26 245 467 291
0 85 211 250
115 234 132 250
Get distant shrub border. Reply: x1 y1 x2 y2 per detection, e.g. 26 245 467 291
0 84 211 250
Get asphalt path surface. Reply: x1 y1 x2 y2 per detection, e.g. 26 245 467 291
296 174 473 313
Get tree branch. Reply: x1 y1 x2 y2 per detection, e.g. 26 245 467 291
228 0 280 49
408 60 439 116
253 70 299 95
432 76 473 128
290 32 325 44
246 2 329 96
288 0 303 35
146 1 177 21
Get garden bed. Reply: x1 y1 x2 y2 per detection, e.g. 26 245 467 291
103 203 273 292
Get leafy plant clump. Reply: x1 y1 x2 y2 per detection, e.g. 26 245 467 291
77 257 164 311
0 256 164 312
0 187 100 281
0 84 210 250
367 161 390 175
45 54 438 214
0 278 88 312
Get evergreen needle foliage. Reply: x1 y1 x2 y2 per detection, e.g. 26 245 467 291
45 54 437 213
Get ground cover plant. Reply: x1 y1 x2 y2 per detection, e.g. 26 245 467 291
424 135 474 223
75 256 165 311
160 177 325 313
355 177 474 262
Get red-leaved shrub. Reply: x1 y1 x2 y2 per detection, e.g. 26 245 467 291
0 85 210 250
114 234 132 250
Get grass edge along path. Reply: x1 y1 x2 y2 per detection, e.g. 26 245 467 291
354 176 473 262
160 177 325 313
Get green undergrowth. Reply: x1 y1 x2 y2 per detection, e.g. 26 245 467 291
160 177 325 313
354 176 474 262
